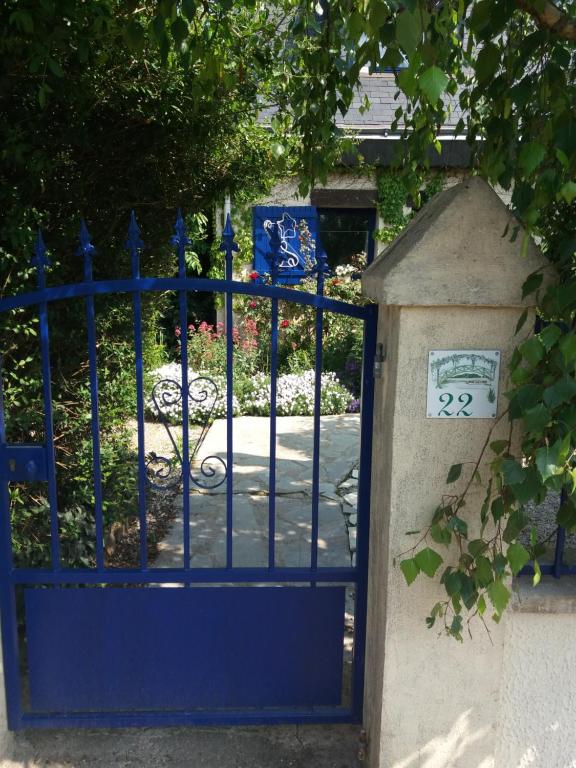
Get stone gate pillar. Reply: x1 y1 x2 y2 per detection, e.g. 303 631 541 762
360 178 551 768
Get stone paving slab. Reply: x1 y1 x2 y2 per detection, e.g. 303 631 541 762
155 415 360 569
188 415 360 495
155 494 351 569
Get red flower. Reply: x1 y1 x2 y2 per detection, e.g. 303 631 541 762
280 319 290 328
249 271 259 280
249 300 257 309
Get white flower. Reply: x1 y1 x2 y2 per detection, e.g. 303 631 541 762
146 366 353 422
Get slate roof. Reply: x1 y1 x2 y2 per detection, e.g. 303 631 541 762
259 73 463 134
338 74 463 132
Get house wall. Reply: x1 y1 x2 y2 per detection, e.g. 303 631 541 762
254 169 468 268
494 583 576 767
257 171 379 208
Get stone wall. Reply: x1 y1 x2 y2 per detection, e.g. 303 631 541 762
361 178 575 768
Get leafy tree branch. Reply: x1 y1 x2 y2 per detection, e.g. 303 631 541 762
516 0 576 41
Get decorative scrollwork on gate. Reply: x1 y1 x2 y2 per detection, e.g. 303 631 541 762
145 376 227 492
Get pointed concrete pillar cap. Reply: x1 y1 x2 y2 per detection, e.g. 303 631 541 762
362 177 554 307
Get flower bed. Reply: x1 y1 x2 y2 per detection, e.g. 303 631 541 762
146 362 354 424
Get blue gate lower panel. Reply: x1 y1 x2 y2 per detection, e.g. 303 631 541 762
24 586 345 713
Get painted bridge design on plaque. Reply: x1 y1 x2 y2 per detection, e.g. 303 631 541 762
431 353 498 388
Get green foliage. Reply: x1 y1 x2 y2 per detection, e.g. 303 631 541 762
4 0 576 629
183 258 367 397
375 173 409 245
232 260 367 396
0 0 275 566
375 171 445 245
217 0 576 638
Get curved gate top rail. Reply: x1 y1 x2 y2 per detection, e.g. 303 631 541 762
0 276 371 319
0 210 378 730
0 213 372 320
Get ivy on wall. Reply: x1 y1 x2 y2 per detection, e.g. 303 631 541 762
375 171 445 246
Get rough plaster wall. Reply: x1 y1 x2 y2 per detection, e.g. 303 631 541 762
258 172 377 207
373 305 524 768
494 612 576 768
259 170 510 213
258 178 311 207
363 306 400 766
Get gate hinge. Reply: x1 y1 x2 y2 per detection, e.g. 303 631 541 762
0 444 48 482
358 728 369 762
373 342 386 378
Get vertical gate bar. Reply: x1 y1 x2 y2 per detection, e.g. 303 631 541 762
221 215 237 569
78 222 105 569
126 213 148 569
33 232 60 569
0 358 23 728
310 254 327 571
554 488 568 579
268 297 278 568
173 212 191 572
351 304 378 720
553 528 566 579
267 225 281 569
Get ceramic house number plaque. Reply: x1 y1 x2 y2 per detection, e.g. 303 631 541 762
427 350 500 419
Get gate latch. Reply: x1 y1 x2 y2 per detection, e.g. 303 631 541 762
373 342 386 378
0 444 48 483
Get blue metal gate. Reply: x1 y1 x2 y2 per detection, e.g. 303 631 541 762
0 212 377 729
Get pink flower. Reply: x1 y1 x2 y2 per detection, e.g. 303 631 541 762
175 327 181 337
199 321 208 332
188 323 194 331
249 300 257 309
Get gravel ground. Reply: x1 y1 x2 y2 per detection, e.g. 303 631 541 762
519 491 576 563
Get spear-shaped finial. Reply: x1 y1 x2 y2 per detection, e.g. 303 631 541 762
171 208 191 249
312 249 329 294
31 228 50 268
172 209 191 279
126 210 144 253
77 220 97 281
77 219 96 257
125 210 144 279
220 213 239 282
220 213 239 253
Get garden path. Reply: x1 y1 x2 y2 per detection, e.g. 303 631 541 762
154 414 360 569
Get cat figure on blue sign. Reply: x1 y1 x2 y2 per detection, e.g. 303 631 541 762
263 213 300 268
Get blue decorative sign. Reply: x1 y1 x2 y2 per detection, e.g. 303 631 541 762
252 206 323 284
